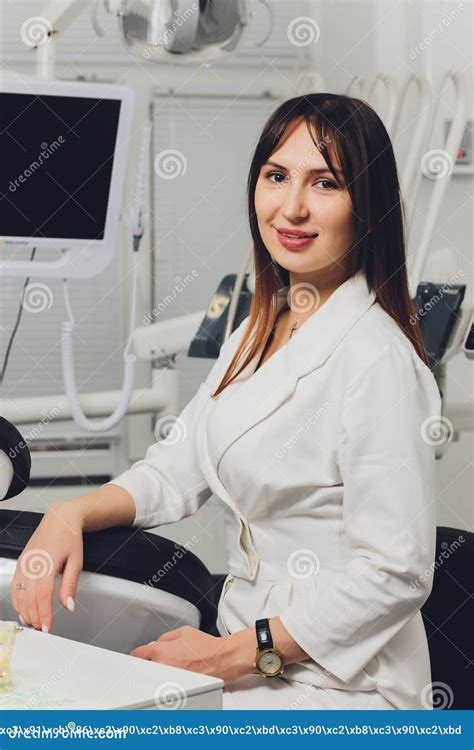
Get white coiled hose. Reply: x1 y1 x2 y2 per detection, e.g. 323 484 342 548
61 253 139 433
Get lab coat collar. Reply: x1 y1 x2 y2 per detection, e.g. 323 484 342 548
204 269 377 462
277 268 377 378
197 269 377 577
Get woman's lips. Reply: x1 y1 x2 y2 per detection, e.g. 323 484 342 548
275 228 318 250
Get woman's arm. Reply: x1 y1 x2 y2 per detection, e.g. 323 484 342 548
276 341 442 684
103 316 251 530
220 617 310 680
57 483 137 531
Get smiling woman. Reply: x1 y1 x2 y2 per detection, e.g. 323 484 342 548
211 92 429 400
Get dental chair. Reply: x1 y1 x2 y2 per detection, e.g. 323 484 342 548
0 417 219 655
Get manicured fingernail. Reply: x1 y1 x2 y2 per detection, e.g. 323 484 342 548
19 614 26 625
66 596 75 612
41 624 49 634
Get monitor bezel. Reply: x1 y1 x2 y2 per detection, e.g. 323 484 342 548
0 77 135 252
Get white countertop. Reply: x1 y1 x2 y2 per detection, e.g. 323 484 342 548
0 626 223 710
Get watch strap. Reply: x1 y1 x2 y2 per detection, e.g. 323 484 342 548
255 618 274 650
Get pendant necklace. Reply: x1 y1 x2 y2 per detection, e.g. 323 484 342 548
289 316 301 339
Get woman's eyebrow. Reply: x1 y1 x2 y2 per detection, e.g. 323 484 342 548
263 160 343 177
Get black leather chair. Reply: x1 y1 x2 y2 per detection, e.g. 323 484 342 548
421 526 473 709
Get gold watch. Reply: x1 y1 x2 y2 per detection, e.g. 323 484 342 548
253 618 285 677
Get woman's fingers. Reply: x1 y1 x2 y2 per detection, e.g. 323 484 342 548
36 575 57 633
11 582 29 625
18 547 55 629
12 580 38 628
59 554 82 612
9 504 84 633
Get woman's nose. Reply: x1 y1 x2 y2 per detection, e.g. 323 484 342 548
280 182 310 221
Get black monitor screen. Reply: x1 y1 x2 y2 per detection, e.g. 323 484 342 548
0 92 121 241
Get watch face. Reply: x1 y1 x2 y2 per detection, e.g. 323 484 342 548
257 649 283 676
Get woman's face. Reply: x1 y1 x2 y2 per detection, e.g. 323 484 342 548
254 119 356 280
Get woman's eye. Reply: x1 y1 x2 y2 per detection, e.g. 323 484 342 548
264 172 338 190
316 179 338 190
265 171 286 183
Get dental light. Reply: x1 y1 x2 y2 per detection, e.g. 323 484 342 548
92 0 272 66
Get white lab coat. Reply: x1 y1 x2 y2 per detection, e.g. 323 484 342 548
107 269 442 710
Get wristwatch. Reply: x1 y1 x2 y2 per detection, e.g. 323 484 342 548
253 618 285 677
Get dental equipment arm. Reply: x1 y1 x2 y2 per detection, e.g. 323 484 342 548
1 311 205 425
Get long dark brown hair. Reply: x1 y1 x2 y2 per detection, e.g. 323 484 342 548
211 93 428 399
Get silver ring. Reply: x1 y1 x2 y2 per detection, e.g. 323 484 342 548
15 582 26 590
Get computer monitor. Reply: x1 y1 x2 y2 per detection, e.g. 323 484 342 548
0 77 134 278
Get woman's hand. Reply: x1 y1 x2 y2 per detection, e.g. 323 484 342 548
130 625 245 683
10 501 84 634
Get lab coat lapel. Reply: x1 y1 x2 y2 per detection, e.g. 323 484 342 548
197 342 299 515
197 269 377 514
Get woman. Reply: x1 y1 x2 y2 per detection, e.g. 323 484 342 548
11 93 441 711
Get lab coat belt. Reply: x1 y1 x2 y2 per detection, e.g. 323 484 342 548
230 558 347 583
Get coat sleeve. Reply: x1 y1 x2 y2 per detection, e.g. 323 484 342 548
278 341 442 684
104 316 250 529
